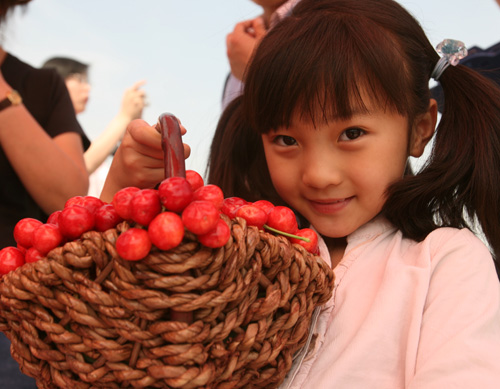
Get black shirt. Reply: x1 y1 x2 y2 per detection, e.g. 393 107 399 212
0 53 90 248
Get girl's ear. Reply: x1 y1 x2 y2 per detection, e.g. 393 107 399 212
409 99 438 157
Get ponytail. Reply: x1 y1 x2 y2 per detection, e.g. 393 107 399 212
384 65 500 273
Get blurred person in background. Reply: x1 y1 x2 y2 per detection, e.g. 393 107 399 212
42 56 147 197
0 8 89 249
0 1 89 386
222 0 300 109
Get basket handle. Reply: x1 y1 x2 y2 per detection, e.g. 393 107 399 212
155 113 193 325
156 113 186 179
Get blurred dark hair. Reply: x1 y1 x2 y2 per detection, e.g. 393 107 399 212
207 0 500 273
42 57 89 80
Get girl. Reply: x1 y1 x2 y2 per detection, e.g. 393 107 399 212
103 0 500 386
207 0 500 386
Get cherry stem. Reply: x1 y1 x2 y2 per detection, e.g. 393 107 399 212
263 225 310 242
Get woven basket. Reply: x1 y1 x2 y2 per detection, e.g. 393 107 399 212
0 215 334 388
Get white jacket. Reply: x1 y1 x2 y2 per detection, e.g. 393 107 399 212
280 217 500 388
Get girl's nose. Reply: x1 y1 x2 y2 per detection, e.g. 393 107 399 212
301 152 343 189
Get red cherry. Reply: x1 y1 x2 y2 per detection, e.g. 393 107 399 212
95 203 123 232
253 200 275 214
32 223 63 255
0 247 25 275
266 206 298 234
13 218 43 248
64 195 84 208
158 176 194 213
75 196 105 214
112 187 141 220
221 197 248 218
148 212 185 250
47 210 62 226
290 228 319 254
25 247 44 263
193 185 224 210
182 200 220 235
16 244 27 254
116 228 151 261
130 189 161 226
185 170 204 191
197 218 231 248
235 204 268 229
58 205 95 240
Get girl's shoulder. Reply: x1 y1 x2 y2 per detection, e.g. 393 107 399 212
411 226 494 275
346 218 495 279
424 226 488 253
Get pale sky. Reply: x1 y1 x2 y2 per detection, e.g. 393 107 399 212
2 0 499 175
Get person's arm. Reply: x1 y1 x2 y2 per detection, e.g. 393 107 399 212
0 75 88 213
409 230 500 387
226 17 267 81
84 80 146 174
100 119 190 203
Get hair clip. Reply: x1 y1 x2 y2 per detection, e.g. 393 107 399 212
431 39 468 81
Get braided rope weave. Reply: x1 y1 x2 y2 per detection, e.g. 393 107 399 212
0 217 334 388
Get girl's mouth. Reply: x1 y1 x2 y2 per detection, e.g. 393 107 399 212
309 197 353 214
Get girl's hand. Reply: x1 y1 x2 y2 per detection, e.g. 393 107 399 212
100 119 191 202
226 16 267 81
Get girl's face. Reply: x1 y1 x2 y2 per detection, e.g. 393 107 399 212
261 100 416 239
65 73 90 114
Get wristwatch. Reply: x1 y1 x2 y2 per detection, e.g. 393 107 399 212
0 90 22 112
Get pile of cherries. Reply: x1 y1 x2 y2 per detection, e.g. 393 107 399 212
0 170 318 276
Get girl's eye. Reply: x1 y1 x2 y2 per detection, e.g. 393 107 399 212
339 127 365 141
274 135 297 146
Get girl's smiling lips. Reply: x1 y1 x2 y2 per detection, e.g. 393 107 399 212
309 197 353 214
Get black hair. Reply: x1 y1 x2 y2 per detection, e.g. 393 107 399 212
42 57 89 80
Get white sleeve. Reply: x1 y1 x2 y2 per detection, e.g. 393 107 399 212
410 229 500 388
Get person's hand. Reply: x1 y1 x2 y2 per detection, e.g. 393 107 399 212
226 16 267 81
119 80 147 121
100 119 191 202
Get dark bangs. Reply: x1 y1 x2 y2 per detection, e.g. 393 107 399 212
243 10 413 133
